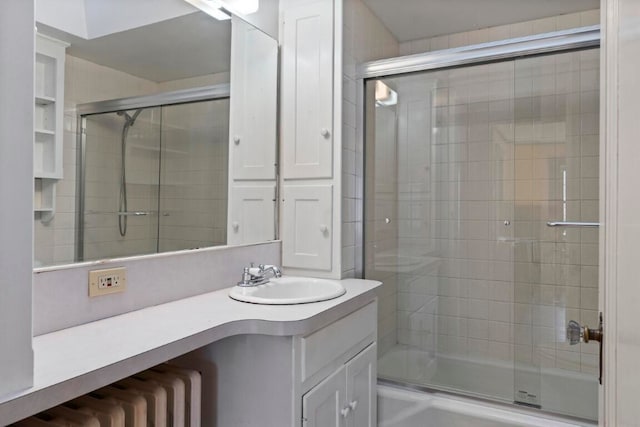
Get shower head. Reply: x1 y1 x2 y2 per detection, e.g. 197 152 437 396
117 108 143 126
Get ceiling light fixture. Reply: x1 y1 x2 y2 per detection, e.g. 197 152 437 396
183 0 231 20
375 81 397 107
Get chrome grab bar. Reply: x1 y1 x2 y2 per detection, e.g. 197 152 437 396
546 221 600 228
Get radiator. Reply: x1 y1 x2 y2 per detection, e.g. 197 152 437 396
14 365 202 427
150 365 201 427
116 377 168 427
134 369 186 427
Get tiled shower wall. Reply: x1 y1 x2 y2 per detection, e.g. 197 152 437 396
34 53 229 266
159 100 229 252
341 0 399 355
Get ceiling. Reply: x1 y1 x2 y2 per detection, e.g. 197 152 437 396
362 0 599 42
39 11 231 83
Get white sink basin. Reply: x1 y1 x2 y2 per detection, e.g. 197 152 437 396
229 276 346 305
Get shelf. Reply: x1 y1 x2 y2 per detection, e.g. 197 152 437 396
35 95 56 105
33 34 67 224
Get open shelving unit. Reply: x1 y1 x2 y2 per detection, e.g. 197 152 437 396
34 33 68 223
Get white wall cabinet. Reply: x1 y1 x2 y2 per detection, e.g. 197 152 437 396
282 184 333 270
34 33 67 222
227 184 276 245
279 0 342 278
227 17 278 244
174 302 377 427
229 16 278 181
281 0 334 179
303 343 377 427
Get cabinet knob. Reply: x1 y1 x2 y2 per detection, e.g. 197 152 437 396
232 221 239 231
349 400 358 410
321 128 330 138
233 136 241 145
319 224 328 233
340 407 350 418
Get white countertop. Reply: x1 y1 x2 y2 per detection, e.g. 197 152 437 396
0 278 380 425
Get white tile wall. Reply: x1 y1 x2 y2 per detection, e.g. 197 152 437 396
342 0 399 357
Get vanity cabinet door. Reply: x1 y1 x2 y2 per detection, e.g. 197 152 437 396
282 0 334 179
345 344 377 427
302 365 347 427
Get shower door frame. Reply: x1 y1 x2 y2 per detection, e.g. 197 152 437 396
74 84 231 262
356 24 601 415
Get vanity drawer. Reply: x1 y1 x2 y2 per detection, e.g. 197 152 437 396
300 302 376 383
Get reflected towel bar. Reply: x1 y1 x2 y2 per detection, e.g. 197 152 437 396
117 211 153 216
546 221 600 227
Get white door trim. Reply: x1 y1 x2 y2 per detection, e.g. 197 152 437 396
601 1 616 425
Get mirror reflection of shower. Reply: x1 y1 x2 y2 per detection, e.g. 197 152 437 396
116 109 143 237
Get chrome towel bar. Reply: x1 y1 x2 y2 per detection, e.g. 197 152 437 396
546 221 600 228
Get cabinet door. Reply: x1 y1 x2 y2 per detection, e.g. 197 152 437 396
345 343 377 427
281 184 332 270
302 365 347 427
227 184 276 245
229 17 278 180
282 0 334 179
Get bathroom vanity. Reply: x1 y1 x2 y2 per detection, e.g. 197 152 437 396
0 278 380 427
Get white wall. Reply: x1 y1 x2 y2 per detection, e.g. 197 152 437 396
0 0 34 397
398 10 600 56
33 241 280 335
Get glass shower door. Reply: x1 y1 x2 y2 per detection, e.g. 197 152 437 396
365 47 600 421
158 98 230 252
81 107 161 261
366 60 518 403
511 48 600 419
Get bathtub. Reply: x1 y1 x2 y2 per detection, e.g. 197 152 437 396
379 346 599 420
378 385 596 427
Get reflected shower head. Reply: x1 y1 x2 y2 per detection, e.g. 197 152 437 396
117 108 143 126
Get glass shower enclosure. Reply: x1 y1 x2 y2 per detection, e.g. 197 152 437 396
76 86 230 262
363 28 600 421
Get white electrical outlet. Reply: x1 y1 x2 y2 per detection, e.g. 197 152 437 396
89 267 127 297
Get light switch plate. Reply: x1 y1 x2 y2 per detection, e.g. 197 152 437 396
88 267 127 297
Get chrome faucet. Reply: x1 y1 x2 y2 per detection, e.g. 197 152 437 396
236 263 282 287
258 264 282 279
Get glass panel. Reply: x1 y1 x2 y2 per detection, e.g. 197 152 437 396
366 59 517 402
366 47 600 421
158 99 230 252
82 107 162 261
512 49 600 420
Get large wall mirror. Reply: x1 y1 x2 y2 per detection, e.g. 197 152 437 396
33 0 278 267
